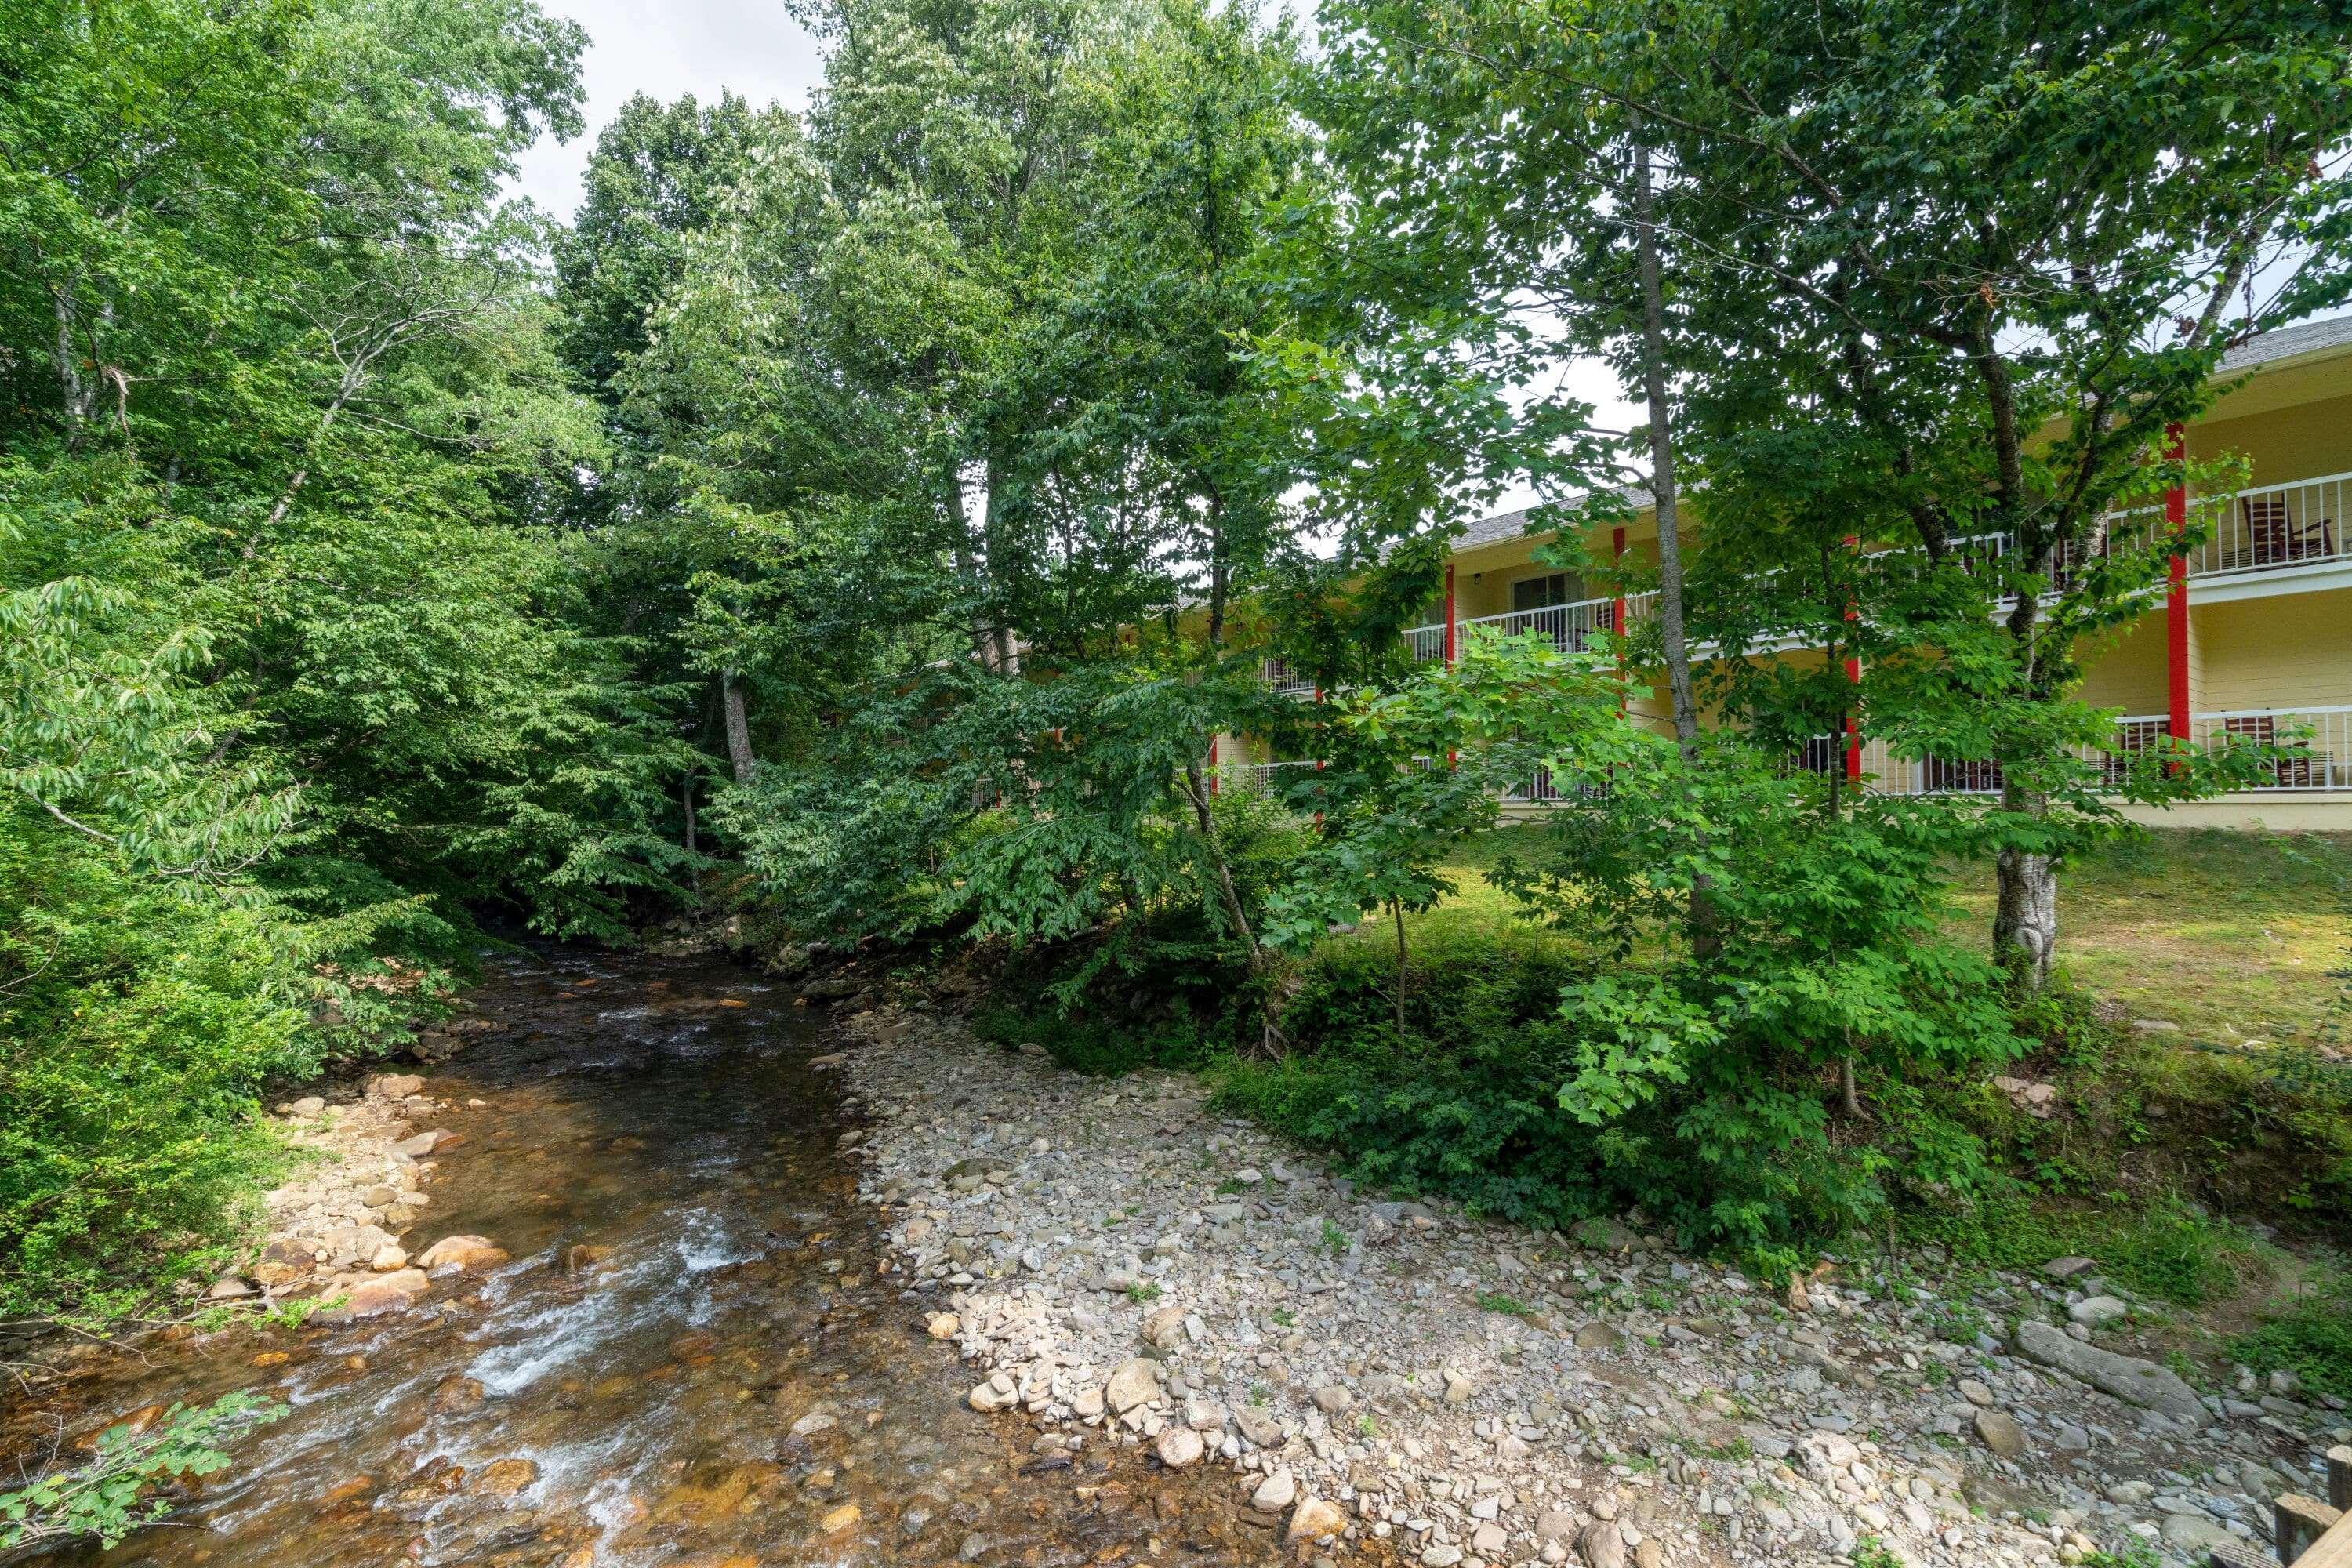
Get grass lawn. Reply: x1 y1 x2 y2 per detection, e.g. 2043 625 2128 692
1348 822 2349 1057
1946 829 2349 1056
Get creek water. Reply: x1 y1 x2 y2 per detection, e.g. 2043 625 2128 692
5 949 1284 1567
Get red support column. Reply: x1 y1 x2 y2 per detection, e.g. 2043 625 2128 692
1842 534 1863 785
2165 421 2191 749
1610 526 1628 638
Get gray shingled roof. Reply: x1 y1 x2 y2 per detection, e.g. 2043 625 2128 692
2219 313 2352 373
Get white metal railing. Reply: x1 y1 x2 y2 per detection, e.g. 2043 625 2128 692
1259 656 1316 699
2187 472 2350 579
1840 710 2348 797
1428 592 1660 661
1402 473 2347 670
2185 706 2352 791
1403 623 1448 663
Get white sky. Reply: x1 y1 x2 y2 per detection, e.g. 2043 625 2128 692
506 0 1642 512
506 2 2343 521
508 0 825 220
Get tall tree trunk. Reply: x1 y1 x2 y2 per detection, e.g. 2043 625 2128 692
982 456 1020 675
1180 755 1285 1054
681 768 700 897
1992 826 2058 988
721 671 757 785
1391 898 1408 1045
1631 124 1717 958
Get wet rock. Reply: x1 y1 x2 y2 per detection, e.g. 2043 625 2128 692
474 1458 538 1499
345 1268 430 1317
927 1312 960 1339
817 1502 861 1534
564 1244 614 1273
370 1244 408 1272
434 1376 485 1413
1287 1496 1345 1544
970 1373 1020 1413
372 1073 423 1099
393 1130 449 1159
417 1234 510 1273
2013 1319 2205 1425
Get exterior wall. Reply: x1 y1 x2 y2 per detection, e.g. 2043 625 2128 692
2073 611 2170 718
2118 797 2352 831
2194 391 2352 490
1317 339 2352 828
2190 587 2352 713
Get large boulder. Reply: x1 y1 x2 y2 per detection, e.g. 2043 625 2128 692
2013 1319 2205 1425
1103 1358 1161 1415
417 1234 509 1274
345 1268 430 1318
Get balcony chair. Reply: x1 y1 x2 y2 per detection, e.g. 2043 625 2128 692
2241 496 2338 568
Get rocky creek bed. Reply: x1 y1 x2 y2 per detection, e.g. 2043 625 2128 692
0 951 1292 1567
834 1000 2352 1568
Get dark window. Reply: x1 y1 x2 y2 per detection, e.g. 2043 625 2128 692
1512 572 1573 611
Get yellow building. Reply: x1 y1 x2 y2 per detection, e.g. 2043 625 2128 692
1242 317 2352 829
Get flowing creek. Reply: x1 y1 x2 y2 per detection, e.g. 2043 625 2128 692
5 949 1287 1567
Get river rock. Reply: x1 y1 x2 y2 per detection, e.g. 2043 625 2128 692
1580 1519 1627 1568
434 1376 484 1412
394 1130 448 1159
2068 1294 2129 1329
927 1312 960 1339
417 1234 509 1273
288 1095 326 1118
2013 1319 2205 1425
1311 1385 1353 1414
1973 1407 2027 1459
969 1374 1019 1413
1250 1468 1297 1510
1287 1496 1345 1543
1574 1322 1625 1351
474 1457 538 1498
205 1275 253 1300
369 1244 408 1272
1104 1357 1160 1414
1154 1425 1204 1468
372 1073 423 1099
818 1502 861 1534
345 1268 430 1317
1142 1305 1188 1351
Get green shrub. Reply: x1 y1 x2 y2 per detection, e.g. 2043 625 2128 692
0 1392 285 1548
0 811 435 1322
1899 1194 2250 1307
2230 1273 2352 1401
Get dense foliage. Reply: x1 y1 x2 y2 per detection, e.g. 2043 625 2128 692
5 0 2348 1327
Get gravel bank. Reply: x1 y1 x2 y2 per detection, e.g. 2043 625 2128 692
834 1001 2351 1568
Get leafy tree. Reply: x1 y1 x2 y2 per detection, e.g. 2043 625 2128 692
1574 0 2352 985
